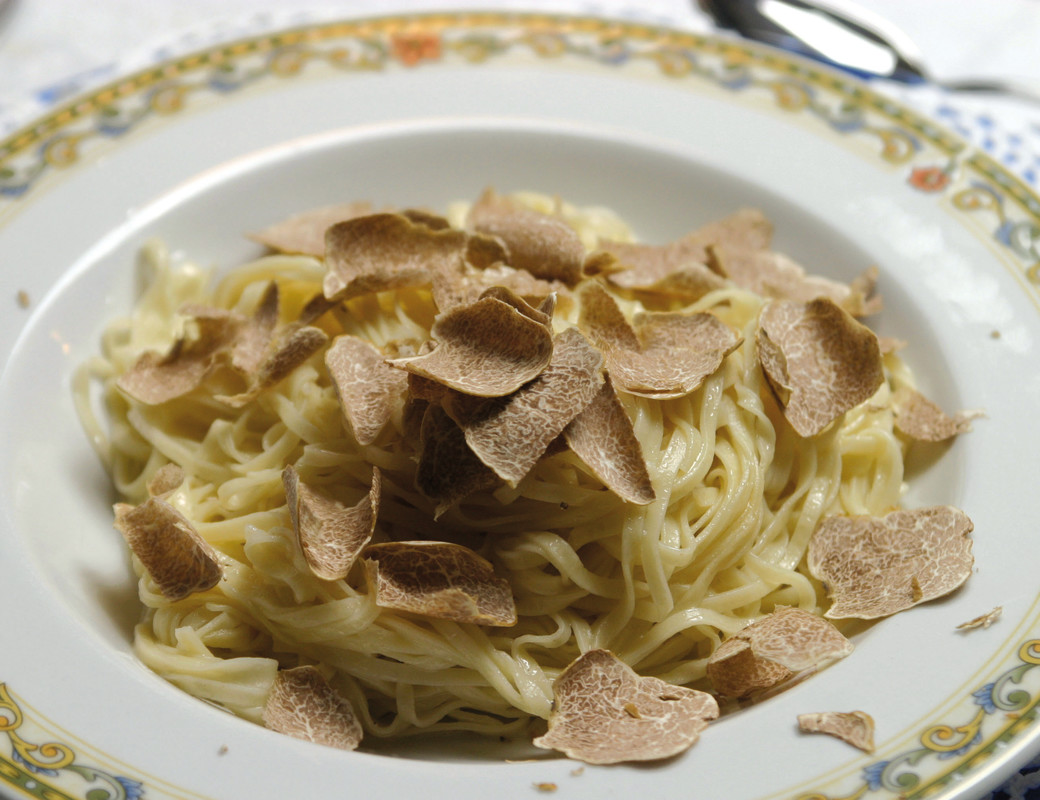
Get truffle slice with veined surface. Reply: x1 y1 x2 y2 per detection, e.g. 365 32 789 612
217 324 329 408
363 541 517 626
414 403 499 517
262 665 363 750
114 497 222 602
808 506 974 620
325 335 408 445
146 463 185 498
457 326 604 486
797 710 876 752
120 282 295 406
388 288 554 398
706 606 853 699
600 207 772 299
116 308 242 405
466 188 586 286
577 282 739 398
708 245 882 317
563 377 655 504
323 212 469 301
892 387 983 442
251 202 375 257
228 280 281 374
432 261 565 314
533 649 719 764
757 297 884 437
603 247 726 299
283 465 381 582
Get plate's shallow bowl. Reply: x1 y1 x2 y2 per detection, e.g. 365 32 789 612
2 12 1040 800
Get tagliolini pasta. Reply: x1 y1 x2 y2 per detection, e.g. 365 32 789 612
75 190 951 752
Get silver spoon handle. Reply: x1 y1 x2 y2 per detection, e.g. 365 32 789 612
938 78 1040 107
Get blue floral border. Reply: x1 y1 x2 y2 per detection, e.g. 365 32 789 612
0 684 143 800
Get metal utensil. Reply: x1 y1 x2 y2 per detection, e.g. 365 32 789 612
698 0 1040 104
0 0 16 38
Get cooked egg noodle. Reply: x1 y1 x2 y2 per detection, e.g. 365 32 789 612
76 202 909 742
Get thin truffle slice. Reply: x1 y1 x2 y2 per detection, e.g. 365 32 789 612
323 213 468 301
601 208 771 299
431 262 561 314
613 314 738 398
878 336 907 355
262 665 362 750
564 378 655 504
757 297 884 437
298 291 340 327
709 245 882 316
230 281 282 374
119 282 289 405
414 404 499 517
116 310 242 404
706 606 853 699
797 711 876 752
363 541 517 626
808 506 974 620
460 326 604 486
146 463 185 497
575 281 641 350
251 202 374 257
957 606 1003 631
283 465 380 581
463 230 511 268
533 650 719 765
325 335 408 445
604 252 727 300
444 263 563 309
578 283 739 398
467 188 586 285
400 208 452 231
848 267 883 317
389 290 554 397
114 498 222 601
478 284 554 327
218 325 329 408
892 387 983 442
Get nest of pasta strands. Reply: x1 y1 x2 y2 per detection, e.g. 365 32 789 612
104 190 982 764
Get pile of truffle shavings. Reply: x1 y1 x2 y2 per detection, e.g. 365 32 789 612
111 189 978 763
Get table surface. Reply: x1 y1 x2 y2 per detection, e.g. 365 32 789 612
1 2 1039 799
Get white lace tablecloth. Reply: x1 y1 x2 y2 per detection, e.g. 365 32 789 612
1 1 1038 798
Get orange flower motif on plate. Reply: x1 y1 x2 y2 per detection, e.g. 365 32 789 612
390 30 442 67
909 165 951 192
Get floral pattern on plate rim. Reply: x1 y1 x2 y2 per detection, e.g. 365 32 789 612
0 684 146 800
1 12 1039 800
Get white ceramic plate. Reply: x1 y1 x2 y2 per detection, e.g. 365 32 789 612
2 12 1040 800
